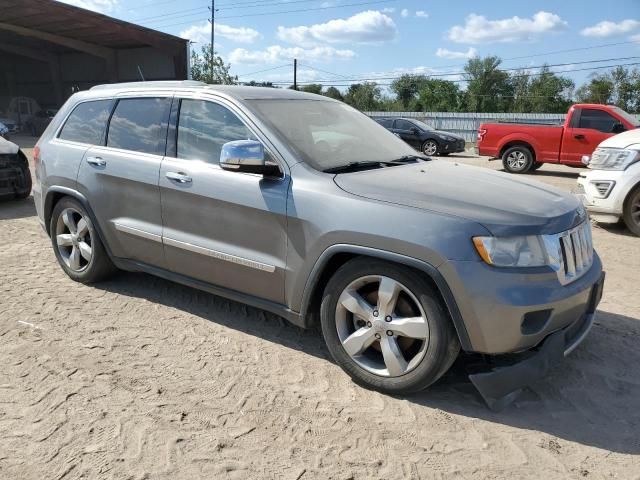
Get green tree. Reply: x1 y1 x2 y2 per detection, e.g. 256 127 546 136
416 79 461 112
462 56 513 112
324 86 344 101
190 45 236 85
509 70 532 113
343 83 382 111
300 84 323 95
575 76 614 104
524 66 574 113
244 81 276 88
390 74 428 109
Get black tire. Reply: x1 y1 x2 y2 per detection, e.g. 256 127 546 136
28 123 37 137
502 145 533 173
530 161 543 171
623 185 640 237
16 152 33 200
320 258 460 395
50 196 116 283
422 140 439 156
439 152 450 157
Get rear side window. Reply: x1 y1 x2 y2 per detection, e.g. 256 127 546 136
376 118 393 128
395 119 415 130
59 100 111 145
177 99 256 164
578 109 619 133
107 98 171 155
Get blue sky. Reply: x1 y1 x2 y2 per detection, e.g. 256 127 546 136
63 0 640 88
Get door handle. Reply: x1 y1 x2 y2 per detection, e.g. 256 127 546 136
165 171 192 184
86 156 106 166
574 134 585 140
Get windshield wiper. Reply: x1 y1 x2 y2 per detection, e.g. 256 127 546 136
323 161 389 174
388 154 429 163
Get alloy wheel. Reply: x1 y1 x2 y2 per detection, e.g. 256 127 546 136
506 150 527 170
335 275 430 377
55 208 92 271
423 141 438 156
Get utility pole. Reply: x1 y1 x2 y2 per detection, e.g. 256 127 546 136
209 0 215 82
293 58 297 90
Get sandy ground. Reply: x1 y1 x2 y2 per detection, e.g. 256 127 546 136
1 136 639 479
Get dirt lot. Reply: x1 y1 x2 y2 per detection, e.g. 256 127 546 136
1 138 639 479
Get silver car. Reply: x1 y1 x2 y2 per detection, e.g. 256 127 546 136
34 81 604 409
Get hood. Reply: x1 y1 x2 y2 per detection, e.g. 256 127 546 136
334 161 583 236
433 130 464 141
597 128 640 149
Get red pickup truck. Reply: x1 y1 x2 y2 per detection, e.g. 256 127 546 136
477 104 639 173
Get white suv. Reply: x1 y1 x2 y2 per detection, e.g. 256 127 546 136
578 128 640 236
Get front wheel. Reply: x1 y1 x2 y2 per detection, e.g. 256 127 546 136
623 186 640 237
320 258 460 394
422 140 439 156
502 146 533 173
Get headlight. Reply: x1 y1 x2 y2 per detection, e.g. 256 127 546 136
588 148 639 170
473 235 548 267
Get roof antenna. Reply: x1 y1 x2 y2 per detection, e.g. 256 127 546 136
137 65 145 81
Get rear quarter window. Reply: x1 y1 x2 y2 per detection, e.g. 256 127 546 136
58 100 112 145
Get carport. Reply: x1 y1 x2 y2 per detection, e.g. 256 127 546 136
0 0 189 111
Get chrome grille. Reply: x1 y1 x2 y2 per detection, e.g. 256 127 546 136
551 221 594 285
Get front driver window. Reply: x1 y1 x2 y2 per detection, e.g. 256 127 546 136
177 99 257 164
578 109 620 133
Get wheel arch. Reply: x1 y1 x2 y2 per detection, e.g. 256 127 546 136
498 138 538 162
43 187 115 259
299 244 473 351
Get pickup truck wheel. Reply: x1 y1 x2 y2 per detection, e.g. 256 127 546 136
320 258 460 394
502 146 533 173
422 140 439 156
50 197 116 283
623 186 640 237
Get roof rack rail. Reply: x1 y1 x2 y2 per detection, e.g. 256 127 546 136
90 80 207 90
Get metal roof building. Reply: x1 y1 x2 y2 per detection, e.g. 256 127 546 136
0 0 189 109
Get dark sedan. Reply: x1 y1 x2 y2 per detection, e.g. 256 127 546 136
374 117 466 156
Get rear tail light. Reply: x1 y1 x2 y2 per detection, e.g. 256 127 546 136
477 128 487 142
33 145 40 169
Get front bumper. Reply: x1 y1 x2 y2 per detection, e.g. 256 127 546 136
438 253 603 354
0 159 31 198
469 272 605 410
440 138 466 154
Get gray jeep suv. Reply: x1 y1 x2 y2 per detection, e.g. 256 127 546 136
34 82 604 408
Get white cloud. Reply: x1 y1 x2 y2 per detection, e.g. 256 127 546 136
435 47 477 59
581 19 640 37
400 9 409 18
180 22 261 44
277 11 397 46
448 11 568 44
382 7 395 13
58 0 117 13
415 11 429 19
229 45 355 65
632 33 640 43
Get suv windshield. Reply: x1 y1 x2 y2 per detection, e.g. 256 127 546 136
613 107 640 128
247 99 417 171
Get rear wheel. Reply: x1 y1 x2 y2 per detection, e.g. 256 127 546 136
320 258 460 394
422 140 439 156
623 186 640 237
502 145 533 173
50 197 116 283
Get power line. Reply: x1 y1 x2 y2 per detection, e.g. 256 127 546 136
237 64 293 77
279 56 640 84
269 61 640 86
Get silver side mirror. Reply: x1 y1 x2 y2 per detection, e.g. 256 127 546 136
220 140 265 172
